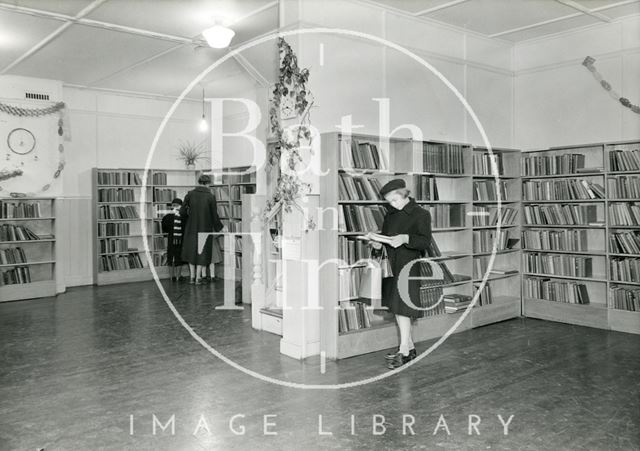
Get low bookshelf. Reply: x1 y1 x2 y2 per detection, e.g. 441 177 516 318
319 132 522 359
521 140 640 334
0 197 57 301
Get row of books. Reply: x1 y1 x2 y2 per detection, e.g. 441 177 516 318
219 204 242 218
152 172 168 185
229 185 255 201
414 175 440 201
522 153 587 176
223 173 255 184
338 173 383 201
0 201 43 219
473 283 493 307
522 179 604 201
423 142 465 174
153 189 177 203
339 205 386 233
472 258 518 280
221 219 241 233
609 286 639 311
523 204 598 226
522 229 589 252
0 247 27 265
99 239 137 254
472 230 514 253
98 205 139 220
608 203 640 226
423 204 465 229
97 171 142 186
420 280 445 317
98 223 130 237
97 188 135 203
471 206 518 227
473 180 508 201
153 253 168 266
153 236 166 251
338 236 373 265
0 224 41 242
0 266 32 285
339 265 364 301
443 293 473 313
338 301 374 333
212 187 230 201
524 277 590 304
98 254 144 272
609 257 640 283
609 149 640 172
340 138 387 170
608 176 640 199
524 253 594 278
473 153 504 176
609 231 640 255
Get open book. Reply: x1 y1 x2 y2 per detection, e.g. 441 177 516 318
356 233 394 244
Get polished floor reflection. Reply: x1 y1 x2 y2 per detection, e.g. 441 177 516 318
1 280 638 450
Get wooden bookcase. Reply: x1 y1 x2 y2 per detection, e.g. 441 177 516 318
520 140 640 334
318 132 522 359
0 197 57 301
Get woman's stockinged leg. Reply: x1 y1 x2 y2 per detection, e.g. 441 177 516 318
396 314 412 356
189 264 196 280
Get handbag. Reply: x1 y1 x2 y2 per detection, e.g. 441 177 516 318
359 247 393 302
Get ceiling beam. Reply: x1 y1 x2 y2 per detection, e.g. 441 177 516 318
0 0 108 74
555 0 612 22
413 0 471 16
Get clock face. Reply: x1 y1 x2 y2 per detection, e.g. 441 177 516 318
7 128 36 155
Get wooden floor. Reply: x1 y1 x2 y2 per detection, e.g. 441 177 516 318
0 280 638 450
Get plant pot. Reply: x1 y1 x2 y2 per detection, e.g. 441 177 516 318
186 163 196 170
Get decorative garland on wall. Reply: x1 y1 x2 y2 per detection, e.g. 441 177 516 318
0 101 67 198
264 37 316 230
582 56 640 115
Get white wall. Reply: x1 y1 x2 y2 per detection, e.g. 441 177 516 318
515 15 640 149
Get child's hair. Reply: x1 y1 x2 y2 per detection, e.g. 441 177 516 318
198 174 211 185
171 198 183 205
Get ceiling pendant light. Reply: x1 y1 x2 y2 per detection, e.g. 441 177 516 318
199 87 208 133
202 22 235 49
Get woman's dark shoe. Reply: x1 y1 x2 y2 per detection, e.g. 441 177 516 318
385 348 416 360
387 352 413 369
189 278 196 285
195 278 203 285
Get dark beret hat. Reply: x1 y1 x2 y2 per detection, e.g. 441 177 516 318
379 178 406 197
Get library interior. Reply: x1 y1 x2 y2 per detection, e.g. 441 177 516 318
0 0 639 449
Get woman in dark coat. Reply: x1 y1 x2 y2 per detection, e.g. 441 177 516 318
369 178 432 369
180 174 224 284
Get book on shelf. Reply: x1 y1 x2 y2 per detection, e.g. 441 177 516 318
489 268 519 275
97 171 142 186
609 231 640 254
423 142 465 174
522 179 605 201
608 202 640 226
152 172 167 185
0 247 27 265
523 229 589 252
473 152 503 176
339 266 365 301
0 201 42 219
473 283 493 306
212 187 230 201
339 236 374 265
524 277 590 304
609 148 640 172
609 257 640 283
98 223 131 237
420 280 445 317
338 301 375 333
473 180 508 201
153 188 177 203
576 167 603 173
339 205 386 232
422 204 464 228
229 185 255 201
99 253 144 272
98 205 139 220
608 175 640 199
153 253 168 266
0 266 32 285
338 173 383 201
473 229 517 253
472 206 518 227
522 153 586 176
524 253 593 278
97 188 135 203
339 138 387 171
609 285 640 311
443 294 473 313
99 238 136 253
413 175 439 201
0 224 41 241
523 204 598 225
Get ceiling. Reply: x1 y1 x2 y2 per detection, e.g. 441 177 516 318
0 0 638 100
369 0 640 41
0 0 279 100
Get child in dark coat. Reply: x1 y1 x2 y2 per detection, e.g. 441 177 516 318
161 198 186 281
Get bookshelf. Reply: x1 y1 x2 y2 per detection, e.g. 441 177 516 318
319 133 522 359
521 140 640 334
0 197 57 301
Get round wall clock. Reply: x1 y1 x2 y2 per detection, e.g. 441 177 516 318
7 128 36 155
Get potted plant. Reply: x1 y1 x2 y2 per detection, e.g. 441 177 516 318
176 140 208 169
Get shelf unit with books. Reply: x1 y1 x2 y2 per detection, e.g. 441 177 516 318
0 198 58 301
521 140 640 334
320 133 521 359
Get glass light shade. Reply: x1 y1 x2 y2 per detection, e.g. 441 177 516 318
202 25 235 48
199 116 208 132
